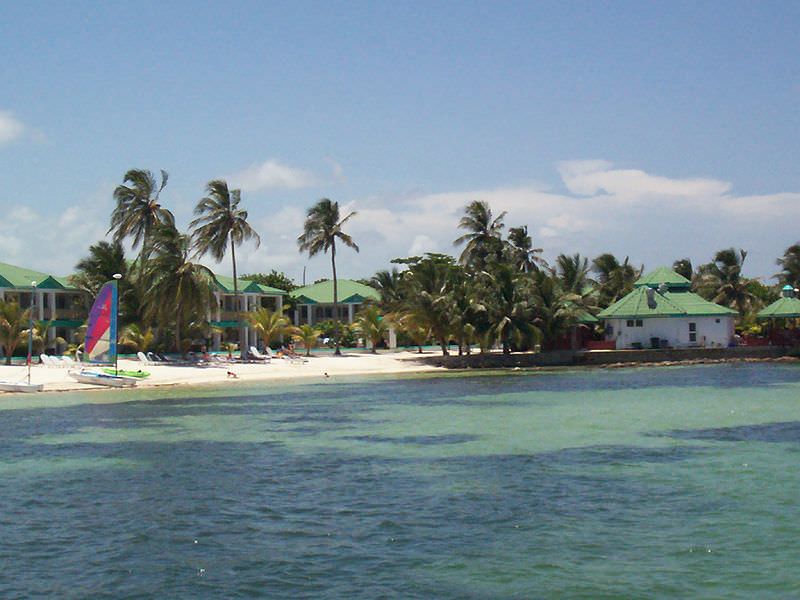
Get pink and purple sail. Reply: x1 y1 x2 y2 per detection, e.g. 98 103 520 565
84 281 117 363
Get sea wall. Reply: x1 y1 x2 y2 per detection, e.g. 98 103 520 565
418 346 788 369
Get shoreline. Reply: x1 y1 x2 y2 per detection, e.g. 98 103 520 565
0 351 443 395
1 349 799 397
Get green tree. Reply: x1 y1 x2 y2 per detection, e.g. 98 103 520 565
297 198 359 356
109 169 174 264
776 243 800 288
239 270 297 292
354 305 389 353
554 253 592 295
120 324 155 353
0 301 29 365
474 263 536 354
145 224 215 353
246 308 296 348
453 200 506 269
696 248 758 317
191 179 261 318
72 240 142 325
592 253 640 308
672 258 693 281
292 324 321 356
391 254 462 355
530 271 585 351
507 225 546 273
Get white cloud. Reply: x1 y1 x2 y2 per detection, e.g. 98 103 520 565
228 159 317 192
558 159 731 200
333 161 800 279
0 111 25 145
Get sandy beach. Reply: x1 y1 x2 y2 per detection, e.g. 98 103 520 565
0 351 442 394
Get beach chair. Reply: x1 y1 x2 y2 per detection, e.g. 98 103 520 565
61 355 77 368
40 354 60 368
249 346 271 362
137 352 151 366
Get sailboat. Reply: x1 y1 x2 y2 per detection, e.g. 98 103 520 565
69 279 138 388
0 284 44 393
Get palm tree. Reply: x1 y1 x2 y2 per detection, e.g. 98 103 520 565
246 308 296 349
191 179 260 324
392 254 461 355
672 258 694 281
293 324 321 356
776 243 800 289
109 169 174 263
530 271 585 351
72 240 142 324
370 268 405 313
592 253 640 308
507 226 546 273
474 263 535 354
697 248 757 317
354 305 389 353
0 301 29 365
453 200 506 268
145 224 215 353
554 253 592 295
120 324 155 353
297 198 359 355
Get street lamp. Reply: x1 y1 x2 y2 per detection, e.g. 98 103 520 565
113 273 122 375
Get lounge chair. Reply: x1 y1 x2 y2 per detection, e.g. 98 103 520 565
249 347 271 362
61 356 77 368
40 354 61 368
137 352 151 366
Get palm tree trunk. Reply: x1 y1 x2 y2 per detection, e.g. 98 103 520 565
175 302 181 355
331 241 341 356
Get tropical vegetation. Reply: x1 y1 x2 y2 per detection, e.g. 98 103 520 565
21 166 793 361
297 198 359 355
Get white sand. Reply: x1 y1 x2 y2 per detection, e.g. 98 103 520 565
0 351 442 394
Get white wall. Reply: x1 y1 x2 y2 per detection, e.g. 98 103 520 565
606 316 735 349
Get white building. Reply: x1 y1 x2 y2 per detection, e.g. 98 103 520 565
598 267 737 350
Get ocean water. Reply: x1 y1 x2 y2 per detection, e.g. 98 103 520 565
1 363 800 598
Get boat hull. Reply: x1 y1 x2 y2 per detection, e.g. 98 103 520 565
69 370 138 388
0 381 44 393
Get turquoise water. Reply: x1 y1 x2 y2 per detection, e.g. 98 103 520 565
2 364 800 597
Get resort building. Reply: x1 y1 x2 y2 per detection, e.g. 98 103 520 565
598 267 736 349
291 279 379 326
0 262 85 349
209 275 288 351
755 285 800 345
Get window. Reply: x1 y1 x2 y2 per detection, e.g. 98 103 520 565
635 319 643 327
715 318 720 323
689 332 697 342
626 320 634 327
689 322 696 332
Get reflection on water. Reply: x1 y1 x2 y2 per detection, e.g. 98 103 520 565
1 363 800 598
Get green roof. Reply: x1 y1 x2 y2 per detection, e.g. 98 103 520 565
212 274 287 295
0 262 78 290
598 286 736 319
634 267 691 289
757 296 800 319
290 279 380 304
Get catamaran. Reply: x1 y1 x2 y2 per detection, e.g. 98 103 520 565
69 279 138 388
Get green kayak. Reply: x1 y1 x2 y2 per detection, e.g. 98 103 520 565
102 368 151 379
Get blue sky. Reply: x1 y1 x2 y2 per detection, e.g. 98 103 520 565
1 1 798 282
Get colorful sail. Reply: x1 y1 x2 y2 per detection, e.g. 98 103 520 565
84 281 117 364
